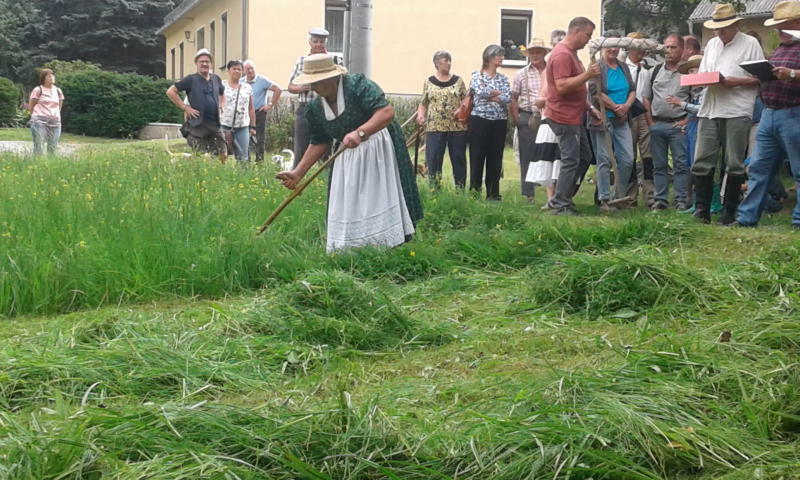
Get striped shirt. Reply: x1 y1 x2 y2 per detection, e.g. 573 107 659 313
760 40 800 110
288 53 344 104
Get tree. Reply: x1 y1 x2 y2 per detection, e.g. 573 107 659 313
603 0 702 38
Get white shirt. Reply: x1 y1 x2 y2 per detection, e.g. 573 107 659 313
626 57 654 101
698 32 764 119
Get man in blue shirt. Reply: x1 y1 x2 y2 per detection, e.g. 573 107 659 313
244 60 282 162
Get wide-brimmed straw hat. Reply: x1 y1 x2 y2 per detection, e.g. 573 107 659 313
292 54 348 85
522 38 551 53
764 1 800 26
704 3 744 29
678 55 703 74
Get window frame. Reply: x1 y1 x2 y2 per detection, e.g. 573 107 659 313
220 12 228 67
323 0 346 57
500 8 533 68
209 20 216 56
196 26 205 50
170 47 176 80
179 42 185 78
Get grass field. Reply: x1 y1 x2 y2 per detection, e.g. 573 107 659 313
1 142 799 479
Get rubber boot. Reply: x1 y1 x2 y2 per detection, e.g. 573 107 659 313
692 174 713 224
718 175 745 225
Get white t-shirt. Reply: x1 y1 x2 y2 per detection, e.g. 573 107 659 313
626 57 654 102
698 32 764 119
221 81 253 128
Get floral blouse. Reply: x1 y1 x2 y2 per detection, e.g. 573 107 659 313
420 75 467 133
469 70 511 121
221 81 253 128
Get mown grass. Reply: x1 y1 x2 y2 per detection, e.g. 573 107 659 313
1 146 799 478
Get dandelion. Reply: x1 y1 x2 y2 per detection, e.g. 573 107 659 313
409 251 416 257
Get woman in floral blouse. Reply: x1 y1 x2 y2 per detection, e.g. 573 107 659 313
416 51 468 188
469 44 512 200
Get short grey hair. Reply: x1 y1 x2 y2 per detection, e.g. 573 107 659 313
481 44 505 68
550 29 566 46
432 50 452 66
243 59 256 68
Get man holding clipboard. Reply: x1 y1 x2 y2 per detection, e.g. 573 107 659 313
689 3 764 225
734 1 800 230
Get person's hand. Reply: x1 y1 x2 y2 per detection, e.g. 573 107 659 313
304 84 312 92
489 90 502 102
589 107 603 125
249 127 257 136
773 67 796 81
534 97 546 109
672 118 688 130
184 106 200 119
259 105 272 112
416 112 426 126
615 104 630 117
586 63 601 79
342 130 363 149
276 170 301 190
719 74 741 88
665 95 683 107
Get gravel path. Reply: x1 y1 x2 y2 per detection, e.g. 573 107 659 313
0 141 79 156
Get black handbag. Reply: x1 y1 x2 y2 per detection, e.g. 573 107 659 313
630 98 647 118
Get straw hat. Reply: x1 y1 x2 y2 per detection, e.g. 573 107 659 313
678 55 703 74
291 54 348 85
194 48 213 62
522 38 551 53
764 1 800 26
704 3 743 29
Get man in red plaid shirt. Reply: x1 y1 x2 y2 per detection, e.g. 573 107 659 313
735 1 800 230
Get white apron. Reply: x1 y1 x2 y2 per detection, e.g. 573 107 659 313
326 128 415 253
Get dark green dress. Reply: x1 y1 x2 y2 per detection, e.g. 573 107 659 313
305 74 423 224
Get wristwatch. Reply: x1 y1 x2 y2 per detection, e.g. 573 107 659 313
790 69 797 80
358 129 368 140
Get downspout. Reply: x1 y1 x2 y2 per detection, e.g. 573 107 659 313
242 0 249 59
343 0 352 68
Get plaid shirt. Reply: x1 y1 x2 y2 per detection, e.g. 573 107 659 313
511 64 544 112
288 53 344 104
761 40 800 110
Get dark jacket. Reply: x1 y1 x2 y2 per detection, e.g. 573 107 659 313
588 58 637 129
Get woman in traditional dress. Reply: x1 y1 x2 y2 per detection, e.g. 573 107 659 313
276 54 422 253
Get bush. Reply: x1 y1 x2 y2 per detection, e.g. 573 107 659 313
0 77 21 127
41 60 101 79
58 70 182 138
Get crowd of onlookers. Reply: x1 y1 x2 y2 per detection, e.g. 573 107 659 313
27 2 800 232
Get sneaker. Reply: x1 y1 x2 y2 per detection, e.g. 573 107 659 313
651 202 668 211
540 200 555 211
552 206 579 216
679 205 695 214
675 202 688 211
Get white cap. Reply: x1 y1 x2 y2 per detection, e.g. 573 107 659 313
308 27 329 37
194 48 213 62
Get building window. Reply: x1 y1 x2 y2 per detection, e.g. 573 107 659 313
179 42 184 78
197 27 205 50
209 21 216 55
325 1 346 55
221 12 228 65
501 9 532 66
170 48 176 80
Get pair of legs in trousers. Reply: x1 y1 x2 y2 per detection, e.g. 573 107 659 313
517 111 539 199
691 116 751 224
737 106 800 228
426 130 468 188
591 118 634 202
31 120 61 156
253 109 269 162
293 104 311 168
550 120 592 212
651 121 689 208
469 116 507 200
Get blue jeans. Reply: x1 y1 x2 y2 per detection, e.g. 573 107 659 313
591 118 634 201
31 120 61 156
223 126 250 163
686 116 698 167
651 121 689 206
737 106 800 226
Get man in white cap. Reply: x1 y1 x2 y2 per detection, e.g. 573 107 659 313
690 3 764 224
166 48 227 163
510 38 550 202
735 1 800 230
287 28 343 165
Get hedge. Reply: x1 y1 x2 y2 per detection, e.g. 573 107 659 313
0 77 21 127
58 71 182 138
